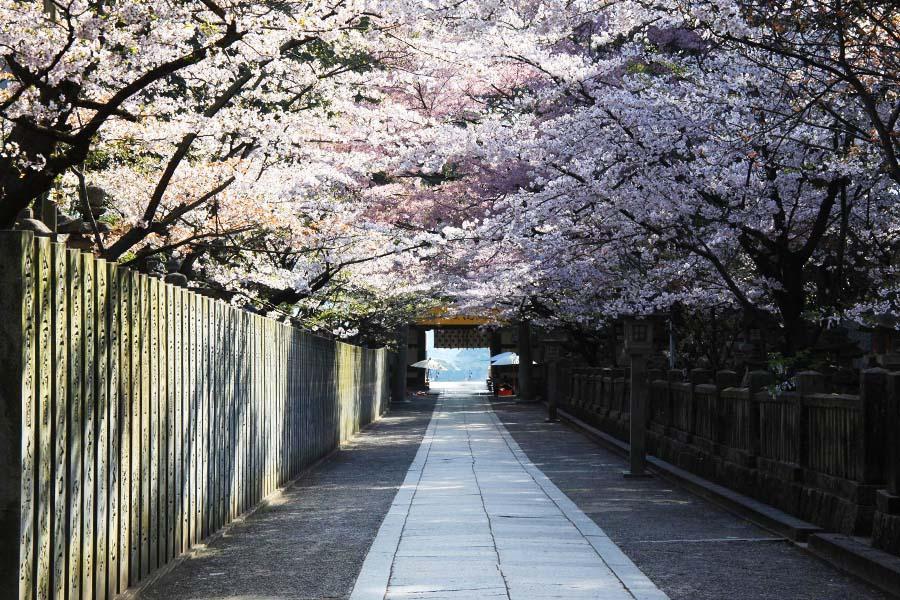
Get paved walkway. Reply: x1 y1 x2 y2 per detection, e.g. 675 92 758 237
350 384 667 600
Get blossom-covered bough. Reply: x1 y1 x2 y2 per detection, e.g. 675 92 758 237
2 0 898 361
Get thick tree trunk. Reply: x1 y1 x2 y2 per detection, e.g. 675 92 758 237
772 257 809 356
0 125 60 227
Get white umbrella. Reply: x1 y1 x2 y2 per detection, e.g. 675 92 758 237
490 352 537 366
490 352 517 363
410 358 451 371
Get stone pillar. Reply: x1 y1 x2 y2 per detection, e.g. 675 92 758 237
626 352 649 477
414 326 427 389
546 360 559 420
544 340 562 421
874 372 900 555
489 330 502 389
392 325 408 402
517 320 533 401
886 372 900 497
623 318 653 478
795 370 825 470
860 368 888 484
745 370 773 457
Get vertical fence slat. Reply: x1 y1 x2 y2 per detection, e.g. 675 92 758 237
65 249 82 600
147 278 159 573
118 270 131 592
33 237 52 600
173 288 183 557
165 284 176 564
129 272 141 585
0 232 36 600
94 259 109 600
50 242 68 600
81 254 96 600
178 289 188 554
138 274 150 579
106 262 120 598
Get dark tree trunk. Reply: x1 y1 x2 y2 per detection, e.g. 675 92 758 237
0 125 61 227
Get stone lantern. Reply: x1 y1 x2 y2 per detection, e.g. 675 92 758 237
623 317 653 478
623 318 653 355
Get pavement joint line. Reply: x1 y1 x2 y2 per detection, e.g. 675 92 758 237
486 405 670 600
463 400 513 600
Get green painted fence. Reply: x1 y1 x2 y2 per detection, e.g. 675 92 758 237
0 231 391 600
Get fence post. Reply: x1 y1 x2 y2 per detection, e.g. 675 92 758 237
666 370 680 430
715 370 739 447
546 359 559 422
874 371 900 555
860 368 888 484
887 372 900 497
689 369 712 437
647 369 664 425
0 231 36 599
794 371 824 471
746 370 773 458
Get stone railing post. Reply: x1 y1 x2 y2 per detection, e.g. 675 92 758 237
874 372 900 555
746 370 773 458
715 370 740 447
886 372 900 497
689 369 712 437
647 369 664 424
0 232 36 598
545 359 559 422
860 368 888 484
794 371 825 471
560 362 572 407
666 369 681 430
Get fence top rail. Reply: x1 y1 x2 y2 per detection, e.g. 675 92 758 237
803 393 861 409
720 387 752 398
755 390 802 404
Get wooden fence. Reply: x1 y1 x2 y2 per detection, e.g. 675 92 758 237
558 364 900 551
0 231 391 600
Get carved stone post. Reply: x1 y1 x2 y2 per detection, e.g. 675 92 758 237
624 318 653 478
544 338 564 422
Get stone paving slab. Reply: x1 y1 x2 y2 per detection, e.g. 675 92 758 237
491 398 891 600
350 384 668 600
